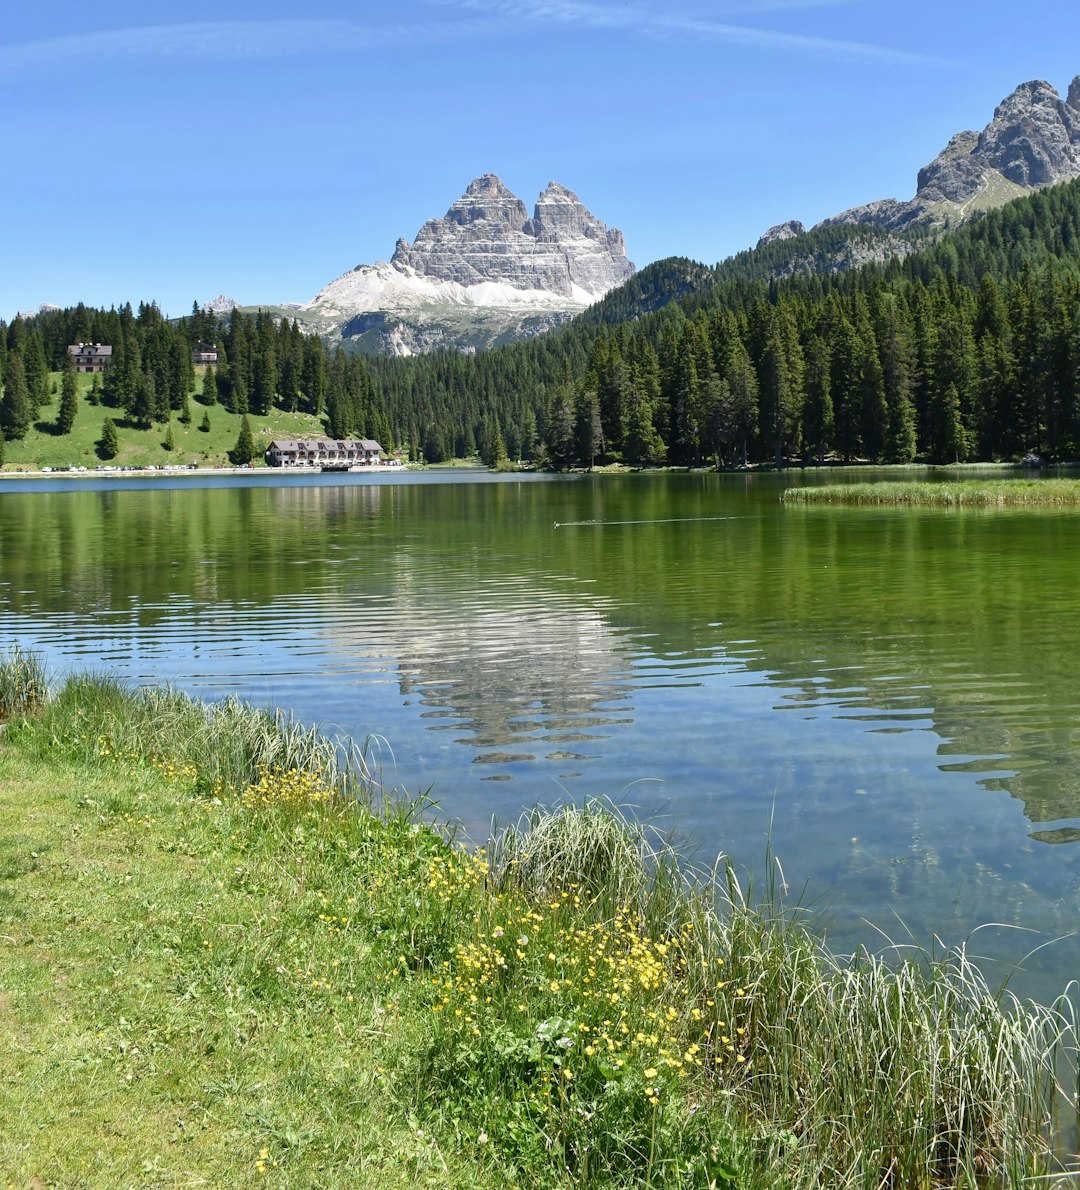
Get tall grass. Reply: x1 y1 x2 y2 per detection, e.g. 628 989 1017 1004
5 663 374 801
0 645 49 721
783 479 1080 506
478 800 1075 1186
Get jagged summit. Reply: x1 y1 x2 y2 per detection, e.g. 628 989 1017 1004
303 175 634 354
386 174 633 299
817 73 1080 233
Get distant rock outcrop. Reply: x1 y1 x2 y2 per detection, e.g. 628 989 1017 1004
302 175 634 355
817 73 1080 232
202 294 241 313
757 220 805 247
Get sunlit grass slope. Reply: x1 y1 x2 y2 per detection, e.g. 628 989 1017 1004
0 371 325 471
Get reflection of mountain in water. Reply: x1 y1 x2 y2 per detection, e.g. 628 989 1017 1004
331 568 636 773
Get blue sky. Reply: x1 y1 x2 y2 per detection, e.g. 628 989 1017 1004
3 0 1079 318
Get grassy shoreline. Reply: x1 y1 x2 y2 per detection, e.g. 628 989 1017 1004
783 479 1080 506
1 652 1075 1188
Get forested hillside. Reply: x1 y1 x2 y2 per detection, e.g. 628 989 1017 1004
368 175 1080 466
4 177 1080 468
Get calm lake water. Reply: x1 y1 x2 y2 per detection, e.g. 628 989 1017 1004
4 468 1080 1001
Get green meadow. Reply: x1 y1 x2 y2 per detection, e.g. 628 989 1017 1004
0 371 325 472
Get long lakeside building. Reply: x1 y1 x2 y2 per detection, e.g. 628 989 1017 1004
264 438 384 468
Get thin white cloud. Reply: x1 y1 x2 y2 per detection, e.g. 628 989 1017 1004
431 0 951 66
0 18 507 74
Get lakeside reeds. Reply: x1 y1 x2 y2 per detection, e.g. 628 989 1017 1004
1 649 1075 1188
782 478 1080 506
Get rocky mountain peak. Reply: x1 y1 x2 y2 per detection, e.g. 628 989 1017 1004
977 77 1080 186
812 71 1080 235
757 220 806 247
202 294 240 313
389 175 633 299
304 176 635 354
1068 75 1080 110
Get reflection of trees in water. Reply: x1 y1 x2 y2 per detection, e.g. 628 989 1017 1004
607 502 1080 840
5 476 1080 837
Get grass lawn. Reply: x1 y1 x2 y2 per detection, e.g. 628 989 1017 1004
0 371 327 472
0 748 500 1189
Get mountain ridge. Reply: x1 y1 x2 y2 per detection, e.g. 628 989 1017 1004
299 174 634 355
811 74 1080 233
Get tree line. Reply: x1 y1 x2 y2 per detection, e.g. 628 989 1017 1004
367 176 1080 466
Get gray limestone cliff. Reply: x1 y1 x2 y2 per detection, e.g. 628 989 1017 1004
816 73 1080 233
757 220 806 247
301 175 635 354
390 174 634 298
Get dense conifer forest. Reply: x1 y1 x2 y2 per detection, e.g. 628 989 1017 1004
4 176 1080 467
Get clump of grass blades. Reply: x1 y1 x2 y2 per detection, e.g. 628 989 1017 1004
688 872 1073 1187
490 798 690 928
16 672 375 802
783 479 1080 506
0 645 49 721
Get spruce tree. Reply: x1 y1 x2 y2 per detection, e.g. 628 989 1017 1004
200 363 218 406
98 417 119 460
0 353 31 440
199 411 211 432
229 414 255 465
57 353 79 436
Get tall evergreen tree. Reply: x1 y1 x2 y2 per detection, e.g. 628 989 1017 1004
229 414 255 465
200 363 218 406
0 353 31 440
98 417 119 460
57 349 79 435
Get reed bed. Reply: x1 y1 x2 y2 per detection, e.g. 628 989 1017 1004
3 655 1076 1188
4 664 375 800
0 644 48 721
782 479 1080 506
482 802 1075 1186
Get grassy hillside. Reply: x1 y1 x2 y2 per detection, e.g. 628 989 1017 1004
0 370 327 472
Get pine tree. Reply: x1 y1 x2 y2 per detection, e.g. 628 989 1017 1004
21 333 49 411
545 390 575 469
98 417 119 460
163 423 175 452
199 411 211 433
200 363 218 406
229 414 255 465
57 350 79 435
574 387 603 469
0 353 31 440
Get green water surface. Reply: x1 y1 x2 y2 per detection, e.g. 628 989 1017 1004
4 469 1080 999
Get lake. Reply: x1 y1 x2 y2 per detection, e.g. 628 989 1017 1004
4 468 1080 1003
